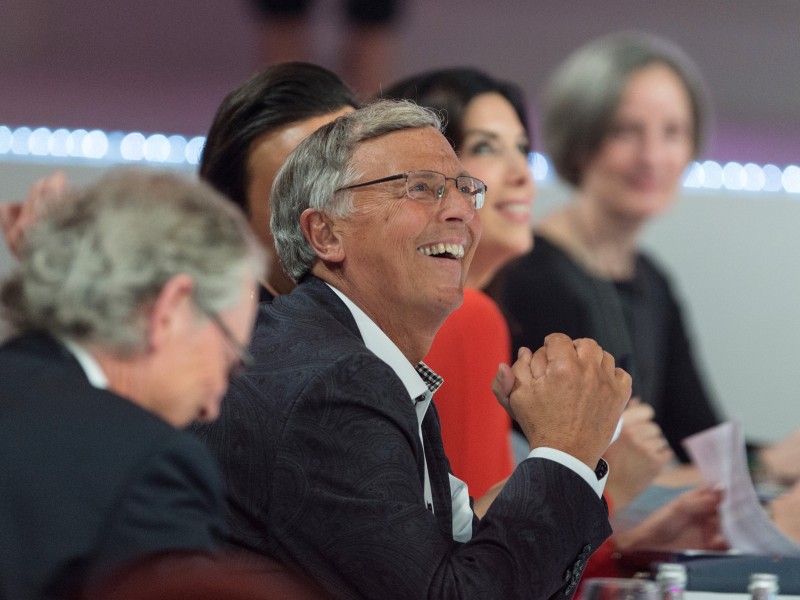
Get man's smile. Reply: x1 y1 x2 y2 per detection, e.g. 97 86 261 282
416 242 466 259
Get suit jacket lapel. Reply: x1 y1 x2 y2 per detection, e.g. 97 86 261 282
422 403 454 540
287 277 457 536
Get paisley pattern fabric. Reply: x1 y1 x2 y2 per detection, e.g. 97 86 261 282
194 276 611 600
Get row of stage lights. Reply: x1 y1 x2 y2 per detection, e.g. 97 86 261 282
0 126 205 166
2 124 799 194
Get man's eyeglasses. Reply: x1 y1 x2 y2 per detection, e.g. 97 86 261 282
199 306 254 381
337 170 487 209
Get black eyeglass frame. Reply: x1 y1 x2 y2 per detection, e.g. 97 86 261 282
337 170 487 209
198 306 254 380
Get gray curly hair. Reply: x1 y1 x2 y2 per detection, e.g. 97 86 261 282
1 169 265 354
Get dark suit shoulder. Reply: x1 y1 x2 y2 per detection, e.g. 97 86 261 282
199 279 416 474
0 333 225 599
243 277 409 420
90 429 225 579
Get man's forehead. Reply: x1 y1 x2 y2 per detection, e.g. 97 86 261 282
352 127 464 176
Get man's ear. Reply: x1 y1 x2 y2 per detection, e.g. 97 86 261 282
300 208 345 265
146 273 195 351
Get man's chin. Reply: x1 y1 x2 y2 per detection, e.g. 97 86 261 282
433 285 465 316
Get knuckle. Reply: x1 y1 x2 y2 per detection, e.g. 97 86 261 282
548 355 575 376
545 332 571 342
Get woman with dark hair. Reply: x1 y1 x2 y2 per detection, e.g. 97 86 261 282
200 62 357 301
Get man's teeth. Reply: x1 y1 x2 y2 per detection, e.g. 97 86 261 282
418 243 465 258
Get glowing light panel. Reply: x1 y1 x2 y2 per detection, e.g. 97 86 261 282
1 123 799 195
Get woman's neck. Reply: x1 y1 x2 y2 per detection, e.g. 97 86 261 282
539 196 642 280
465 247 512 290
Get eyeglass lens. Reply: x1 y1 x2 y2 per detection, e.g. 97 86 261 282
405 171 485 208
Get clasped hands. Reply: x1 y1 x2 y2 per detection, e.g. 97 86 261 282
493 332 631 470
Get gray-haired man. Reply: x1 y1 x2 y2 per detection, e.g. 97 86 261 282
197 100 630 600
0 170 264 598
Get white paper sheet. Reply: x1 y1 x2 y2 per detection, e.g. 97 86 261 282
683 420 800 556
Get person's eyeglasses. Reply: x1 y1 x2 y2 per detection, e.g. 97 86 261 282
199 307 254 381
337 170 487 209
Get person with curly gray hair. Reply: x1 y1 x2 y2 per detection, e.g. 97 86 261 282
0 169 264 599
195 99 631 600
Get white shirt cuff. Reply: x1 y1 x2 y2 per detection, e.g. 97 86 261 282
448 473 473 543
527 447 607 499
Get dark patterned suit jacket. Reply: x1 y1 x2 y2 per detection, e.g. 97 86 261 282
194 277 611 600
0 333 226 600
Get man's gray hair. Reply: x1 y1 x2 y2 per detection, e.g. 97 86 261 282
271 99 442 282
1 169 265 354
542 31 710 188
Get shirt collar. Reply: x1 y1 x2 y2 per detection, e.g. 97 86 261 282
326 283 442 402
415 362 443 396
59 337 109 389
